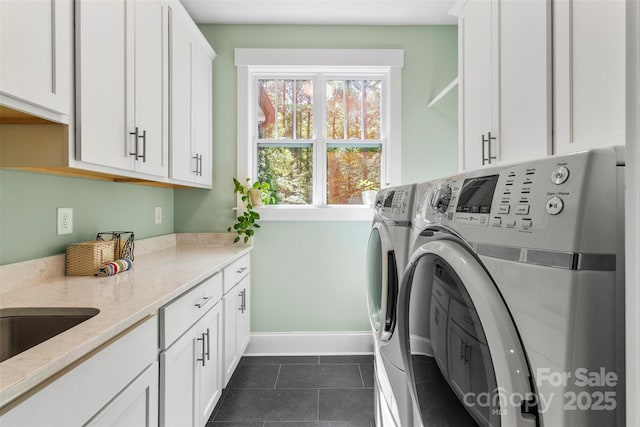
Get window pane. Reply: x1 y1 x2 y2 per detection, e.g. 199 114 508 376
364 80 381 139
326 80 345 139
295 80 314 139
327 146 381 205
326 80 381 140
258 79 313 140
258 146 313 205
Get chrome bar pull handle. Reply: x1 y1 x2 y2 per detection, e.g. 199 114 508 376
193 154 199 174
482 131 497 165
195 295 212 309
196 334 206 366
238 290 244 313
129 127 140 160
204 328 211 361
139 129 146 162
198 154 203 176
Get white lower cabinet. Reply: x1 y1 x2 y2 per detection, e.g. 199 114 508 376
0 316 158 427
223 257 251 386
85 362 158 427
429 296 448 374
160 272 223 427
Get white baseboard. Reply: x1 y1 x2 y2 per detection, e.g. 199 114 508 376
245 331 374 355
410 334 433 357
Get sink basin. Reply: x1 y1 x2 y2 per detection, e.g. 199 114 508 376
0 307 100 363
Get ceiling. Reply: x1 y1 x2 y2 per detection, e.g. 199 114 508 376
180 0 458 25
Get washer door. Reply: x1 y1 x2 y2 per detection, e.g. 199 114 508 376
397 238 538 427
366 221 399 341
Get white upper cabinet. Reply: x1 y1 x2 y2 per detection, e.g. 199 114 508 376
76 0 168 177
169 1 215 188
552 0 626 154
458 0 551 171
498 0 552 164
458 0 494 171
457 0 625 169
0 0 72 122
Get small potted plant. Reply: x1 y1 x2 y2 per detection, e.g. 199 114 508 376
357 179 379 206
227 178 274 244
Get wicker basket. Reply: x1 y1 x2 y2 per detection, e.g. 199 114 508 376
66 240 116 276
96 231 134 260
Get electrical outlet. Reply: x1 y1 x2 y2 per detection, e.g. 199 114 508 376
57 208 73 235
155 207 162 225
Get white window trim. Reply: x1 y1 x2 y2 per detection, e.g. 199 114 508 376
235 48 404 221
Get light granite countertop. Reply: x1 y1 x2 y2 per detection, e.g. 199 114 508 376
0 233 250 409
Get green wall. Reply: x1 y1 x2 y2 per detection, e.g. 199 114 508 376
0 170 174 265
175 25 459 332
0 24 457 334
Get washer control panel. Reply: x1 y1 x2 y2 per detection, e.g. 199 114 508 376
375 184 416 222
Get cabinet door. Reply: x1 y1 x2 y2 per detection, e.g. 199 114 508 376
168 3 194 182
85 362 158 427
429 297 448 375
498 0 551 163
133 0 167 177
553 0 625 154
459 0 493 171
76 0 132 171
467 338 491 425
192 43 213 186
224 286 239 386
160 323 197 427
236 276 251 356
197 303 223 426
0 0 71 119
447 321 468 398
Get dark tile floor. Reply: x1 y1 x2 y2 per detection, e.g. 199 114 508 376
207 355 375 427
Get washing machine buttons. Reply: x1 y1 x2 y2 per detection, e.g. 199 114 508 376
521 219 533 228
498 204 510 214
551 166 570 185
491 217 502 226
515 204 530 215
546 196 564 215
506 219 517 228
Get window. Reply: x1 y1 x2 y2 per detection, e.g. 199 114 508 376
236 49 404 220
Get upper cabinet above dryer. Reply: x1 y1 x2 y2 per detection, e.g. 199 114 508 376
455 0 626 171
456 0 552 171
552 0 626 155
0 0 73 123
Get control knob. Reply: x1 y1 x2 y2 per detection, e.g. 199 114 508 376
430 184 452 213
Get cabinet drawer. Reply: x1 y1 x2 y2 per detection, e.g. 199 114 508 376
223 254 250 294
432 277 450 312
160 272 222 348
449 298 485 344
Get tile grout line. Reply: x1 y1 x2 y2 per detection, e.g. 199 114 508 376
317 387 320 422
358 364 365 388
274 364 282 389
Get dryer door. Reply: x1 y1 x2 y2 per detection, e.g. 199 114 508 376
397 238 538 427
366 221 399 341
